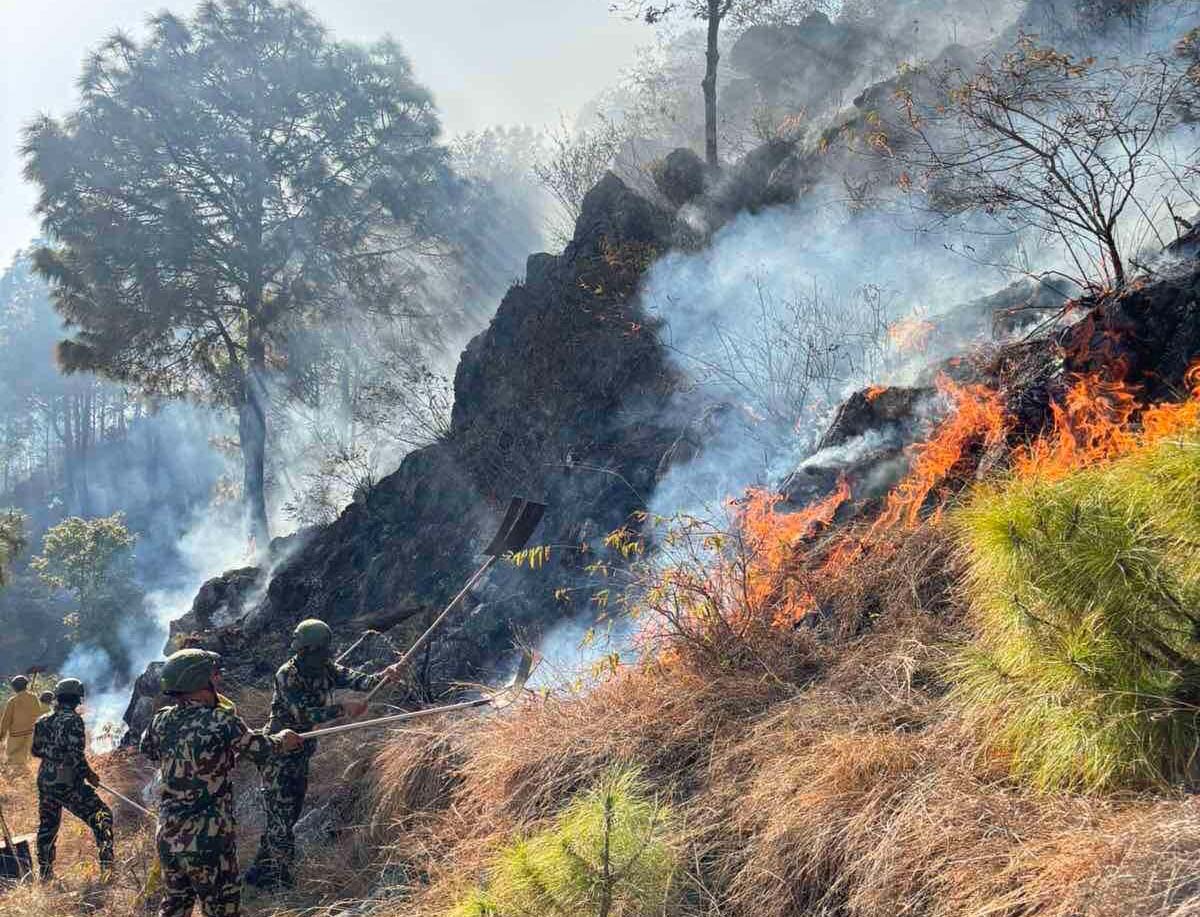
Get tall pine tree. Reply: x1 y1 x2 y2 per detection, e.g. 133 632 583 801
23 0 447 549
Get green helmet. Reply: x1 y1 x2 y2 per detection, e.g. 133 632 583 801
292 619 333 654
160 649 220 695
55 677 85 699
10 675 28 692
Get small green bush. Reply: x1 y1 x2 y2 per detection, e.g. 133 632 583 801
953 432 1200 792
449 767 676 917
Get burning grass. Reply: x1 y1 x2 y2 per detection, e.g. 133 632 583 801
327 355 1200 917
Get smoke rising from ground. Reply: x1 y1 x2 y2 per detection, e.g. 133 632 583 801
639 194 1013 522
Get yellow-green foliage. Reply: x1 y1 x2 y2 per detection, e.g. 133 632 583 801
954 433 1200 792
449 767 676 917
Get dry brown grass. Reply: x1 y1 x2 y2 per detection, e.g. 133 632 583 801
12 519 1200 917
0 748 157 916
320 515 1200 917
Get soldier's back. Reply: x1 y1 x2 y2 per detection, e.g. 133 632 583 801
32 708 84 786
145 702 245 854
266 658 333 733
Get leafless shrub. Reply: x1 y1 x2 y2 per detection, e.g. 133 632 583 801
666 278 894 439
534 116 630 245
897 36 1199 290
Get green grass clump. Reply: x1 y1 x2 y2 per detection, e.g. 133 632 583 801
953 433 1200 792
449 766 677 917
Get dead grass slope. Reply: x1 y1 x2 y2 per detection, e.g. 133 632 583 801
343 523 1200 917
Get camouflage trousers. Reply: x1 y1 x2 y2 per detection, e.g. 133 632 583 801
157 840 242 917
250 747 311 881
36 781 114 879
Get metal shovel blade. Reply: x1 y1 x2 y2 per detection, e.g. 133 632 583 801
0 838 31 881
482 497 547 556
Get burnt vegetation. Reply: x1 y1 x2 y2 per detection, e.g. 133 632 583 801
7 0 1200 915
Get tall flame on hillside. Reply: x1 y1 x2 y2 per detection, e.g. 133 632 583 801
678 358 1200 643
738 477 850 626
1016 362 1200 480
872 376 1009 531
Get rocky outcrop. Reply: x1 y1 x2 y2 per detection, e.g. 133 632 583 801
123 174 681 740
652 148 709 208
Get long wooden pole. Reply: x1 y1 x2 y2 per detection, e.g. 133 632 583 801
335 630 378 665
365 555 499 702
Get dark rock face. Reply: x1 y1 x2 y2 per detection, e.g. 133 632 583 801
818 387 932 451
782 386 933 509
1062 261 1200 401
652 149 709 208
170 567 263 640
123 174 681 739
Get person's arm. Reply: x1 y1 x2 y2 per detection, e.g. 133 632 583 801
0 698 12 743
332 662 385 693
224 711 302 763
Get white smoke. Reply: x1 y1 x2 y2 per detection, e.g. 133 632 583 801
639 193 1016 522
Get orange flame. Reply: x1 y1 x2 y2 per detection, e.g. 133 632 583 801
864 385 888 402
1016 363 1200 479
738 478 851 625
731 376 1011 623
872 375 1009 531
1014 373 1138 480
888 317 936 354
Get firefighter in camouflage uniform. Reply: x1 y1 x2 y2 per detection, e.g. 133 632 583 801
31 677 114 881
140 649 303 916
245 619 401 889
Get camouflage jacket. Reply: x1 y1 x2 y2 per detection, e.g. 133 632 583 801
31 705 98 789
265 657 382 735
140 700 282 854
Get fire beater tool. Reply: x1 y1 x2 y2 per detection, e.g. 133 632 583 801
0 802 32 881
364 496 546 704
95 784 164 902
302 649 538 740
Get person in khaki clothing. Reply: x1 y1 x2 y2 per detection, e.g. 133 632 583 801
0 675 44 768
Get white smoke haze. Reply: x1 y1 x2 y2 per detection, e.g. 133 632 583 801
527 614 638 691
638 192 1020 522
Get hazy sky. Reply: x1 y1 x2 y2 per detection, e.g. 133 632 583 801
0 0 646 261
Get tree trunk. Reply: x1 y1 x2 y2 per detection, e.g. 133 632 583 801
702 1 722 170
240 321 270 554
1105 229 1125 288
77 388 92 515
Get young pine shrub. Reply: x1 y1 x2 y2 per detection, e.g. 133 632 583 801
953 436 1200 792
449 767 676 917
